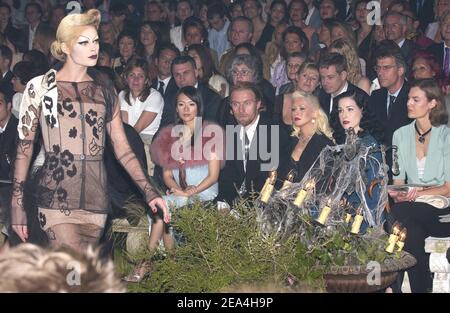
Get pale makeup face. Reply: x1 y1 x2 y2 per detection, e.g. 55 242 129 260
176 92 198 124
126 66 148 96
337 97 363 133
407 87 437 120
65 26 99 68
291 97 317 129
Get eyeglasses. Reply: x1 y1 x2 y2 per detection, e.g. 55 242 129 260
373 65 397 72
231 69 252 77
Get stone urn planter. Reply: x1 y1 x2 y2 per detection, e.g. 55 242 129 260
322 251 417 293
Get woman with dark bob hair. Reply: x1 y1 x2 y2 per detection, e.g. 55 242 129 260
389 79 450 293
330 90 386 231
123 86 225 282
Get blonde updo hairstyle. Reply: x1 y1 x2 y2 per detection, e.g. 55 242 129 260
51 9 101 61
290 91 334 141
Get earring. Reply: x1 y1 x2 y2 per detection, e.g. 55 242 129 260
312 119 316 124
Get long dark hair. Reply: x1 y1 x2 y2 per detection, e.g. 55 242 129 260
123 57 152 106
174 86 204 146
331 90 384 144
174 86 204 125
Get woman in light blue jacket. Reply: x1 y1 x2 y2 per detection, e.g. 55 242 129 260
389 79 450 293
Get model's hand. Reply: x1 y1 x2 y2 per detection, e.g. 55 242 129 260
12 224 28 242
148 197 171 224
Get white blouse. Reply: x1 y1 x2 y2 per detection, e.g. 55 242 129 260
119 89 164 136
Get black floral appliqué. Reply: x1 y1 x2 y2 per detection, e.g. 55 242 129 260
69 127 77 138
66 164 77 177
89 138 103 156
60 150 74 167
39 212 47 228
52 167 64 184
86 109 98 127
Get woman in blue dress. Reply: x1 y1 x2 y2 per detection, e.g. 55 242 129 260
150 85 225 211
330 90 386 231
124 86 225 282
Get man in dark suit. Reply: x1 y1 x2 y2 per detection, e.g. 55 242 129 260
318 52 368 117
216 82 286 209
151 43 180 128
22 2 43 51
409 0 435 32
384 11 415 69
168 55 222 125
369 42 412 171
0 45 13 98
427 10 450 78
0 85 18 248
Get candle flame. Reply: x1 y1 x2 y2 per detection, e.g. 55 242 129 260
399 228 407 241
392 222 402 235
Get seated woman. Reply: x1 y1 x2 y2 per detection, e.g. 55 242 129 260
123 86 225 283
119 57 163 176
389 79 450 293
277 91 334 185
273 61 321 137
151 87 225 214
331 90 386 230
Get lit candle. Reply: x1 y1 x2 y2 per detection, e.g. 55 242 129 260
396 228 407 252
350 207 364 234
316 199 332 225
281 171 295 191
385 222 401 253
345 213 353 224
293 180 314 207
260 171 277 203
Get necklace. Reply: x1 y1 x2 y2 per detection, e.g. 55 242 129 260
414 122 432 144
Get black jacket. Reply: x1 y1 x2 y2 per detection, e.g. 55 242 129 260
277 133 334 188
152 77 179 129
216 114 288 207
318 82 368 118
427 42 445 72
0 115 18 181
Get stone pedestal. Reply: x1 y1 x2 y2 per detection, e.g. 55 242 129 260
425 237 450 293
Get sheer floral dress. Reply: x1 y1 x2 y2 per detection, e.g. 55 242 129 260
11 69 160 251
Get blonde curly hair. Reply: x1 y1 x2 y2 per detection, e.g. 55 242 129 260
0 243 125 293
290 91 334 141
51 9 101 61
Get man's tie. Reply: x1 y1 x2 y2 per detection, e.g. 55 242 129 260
388 95 396 119
158 81 165 95
445 48 450 77
244 131 250 167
